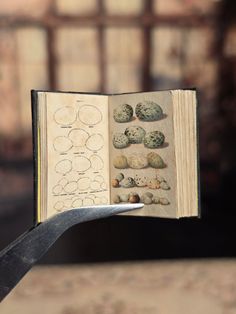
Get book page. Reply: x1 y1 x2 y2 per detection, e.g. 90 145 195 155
109 91 177 218
43 92 110 219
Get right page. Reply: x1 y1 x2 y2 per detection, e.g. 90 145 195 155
109 91 177 218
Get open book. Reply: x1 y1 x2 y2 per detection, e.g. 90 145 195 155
32 89 200 223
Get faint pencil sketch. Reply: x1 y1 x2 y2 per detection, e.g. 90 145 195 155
54 106 77 125
55 159 72 175
85 133 104 151
72 156 91 172
90 154 104 171
78 105 102 125
68 128 89 147
53 136 73 153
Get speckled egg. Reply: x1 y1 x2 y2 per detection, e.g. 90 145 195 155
144 131 165 148
147 178 160 189
134 174 147 187
135 101 163 121
115 173 124 182
113 133 129 148
152 196 160 204
160 181 170 190
120 177 136 188
113 104 133 123
124 126 146 144
127 153 148 169
147 152 165 169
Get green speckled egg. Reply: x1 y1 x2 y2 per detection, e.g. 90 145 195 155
113 133 129 148
147 152 165 169
124 126 146 143
144 131 165 148
135 101 163 121
113 104 133 123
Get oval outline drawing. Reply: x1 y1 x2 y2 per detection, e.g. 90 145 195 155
85 133 104 151
78 104 102 126
54 106 77 126
68 128 89 147
72 156 91 172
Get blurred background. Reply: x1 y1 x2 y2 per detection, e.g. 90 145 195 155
0 0 236 312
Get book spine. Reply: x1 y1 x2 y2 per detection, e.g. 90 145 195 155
31 90 39 226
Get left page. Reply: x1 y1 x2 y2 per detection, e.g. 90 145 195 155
38 92 110 221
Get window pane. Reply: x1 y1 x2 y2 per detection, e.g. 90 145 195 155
105 27 143 93
104 0 144 15
154 0 217 15
56 0 97 15
55 28 100 91
151 26 217 99
151 27 183 89
0 30 19 136
16 27 49 133
0 0 51 17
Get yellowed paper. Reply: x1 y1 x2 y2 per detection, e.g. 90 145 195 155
44 92 110 219
109 91 177 218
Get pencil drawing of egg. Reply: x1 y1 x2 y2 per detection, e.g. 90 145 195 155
86 134 104 151
55 159 72 175
53 136 73 153
83 197 94 206
90 154 104 171
52 184 63 195
68 129 89 147
64 181 78 193
58 177 68 187
72 198 83 208
54 106 77 125
94 175 104 183
78 105 102 125
77 177 91 190
90 180 100 190
94 197 102 205
101 197 108 204
54 201 64 211
72 156 91 172
64 198 73 209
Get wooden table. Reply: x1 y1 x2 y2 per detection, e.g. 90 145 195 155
1 260 236 314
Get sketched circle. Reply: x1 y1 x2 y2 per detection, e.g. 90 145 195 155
53 136 73 153
66 171 79 181
54 201 64 211
64 181 78 193
90 180 101 190
55 159 72 175
64 198 73 209
68 128 89 147
78 105 102 125
94 197 102 205
72 198 83 208
54 106 77 125
77 177 91 191
72 156 91 172
101 197 108 204
94 175 104 183
83 197 94 206
52 184 63 195
86 134 104 151
58 178 68 187
100 182 107 190
90 154 104 171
